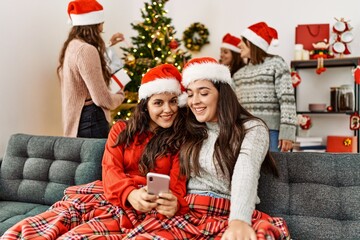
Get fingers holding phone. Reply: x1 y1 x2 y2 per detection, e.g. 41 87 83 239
155 192 179 217
146 173 170 196
146 173 178 217
127 187 157 212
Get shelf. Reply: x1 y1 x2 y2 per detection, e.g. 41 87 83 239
291 57 359 69
297 111 355 115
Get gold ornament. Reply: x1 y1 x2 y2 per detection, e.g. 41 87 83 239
125 54 136 66
165 56 175 63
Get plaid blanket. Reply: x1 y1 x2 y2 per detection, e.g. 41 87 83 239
0 181 290 240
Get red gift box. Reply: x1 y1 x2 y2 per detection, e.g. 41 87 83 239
326 136 357 153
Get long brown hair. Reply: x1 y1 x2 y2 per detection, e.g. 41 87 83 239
113 99 187 176
242 37 274 66
180 82 278 179
57 24 111 86
229 50 245 76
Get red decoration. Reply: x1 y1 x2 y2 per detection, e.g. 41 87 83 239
350 112 360 130
353 66 360 84
298 114 312 130
327 106 333 112
169 39 179 50
291 70 301 88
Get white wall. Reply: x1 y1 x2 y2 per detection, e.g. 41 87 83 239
0 0 359 156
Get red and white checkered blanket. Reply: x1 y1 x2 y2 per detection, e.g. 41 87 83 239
0 180 290 240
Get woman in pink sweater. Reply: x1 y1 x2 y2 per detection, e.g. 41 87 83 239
57 0 125 138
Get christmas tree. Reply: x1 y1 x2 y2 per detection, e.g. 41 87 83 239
122 0 191 92
113 0 191 122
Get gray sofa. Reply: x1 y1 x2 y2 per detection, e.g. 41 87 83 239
257 152 360 240
0 133 106 235
1 134 359 239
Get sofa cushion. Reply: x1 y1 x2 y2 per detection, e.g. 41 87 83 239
257 152 360 240
0 133 106 235
0 134 106 205
0 201 50 235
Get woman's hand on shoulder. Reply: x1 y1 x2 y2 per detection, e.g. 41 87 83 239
221 219 256 240
127 187 158 213
154 191 179 217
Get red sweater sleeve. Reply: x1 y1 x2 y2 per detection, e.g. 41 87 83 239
102 122 145 209
168 153 189 215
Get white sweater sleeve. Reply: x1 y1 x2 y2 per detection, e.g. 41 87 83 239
229 120 269 224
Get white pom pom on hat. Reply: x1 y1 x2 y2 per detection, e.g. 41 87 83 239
241 22 279 53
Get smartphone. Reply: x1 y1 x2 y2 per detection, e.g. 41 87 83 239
146 172 170 196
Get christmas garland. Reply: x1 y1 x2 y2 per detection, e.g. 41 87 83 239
182 22 210 51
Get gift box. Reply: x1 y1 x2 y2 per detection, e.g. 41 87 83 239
326 136 358 153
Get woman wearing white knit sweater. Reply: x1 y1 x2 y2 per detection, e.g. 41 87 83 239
177 57 290 240
57 0 125 138
233 22 297 152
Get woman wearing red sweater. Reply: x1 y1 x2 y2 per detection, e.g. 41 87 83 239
0 64 188 240
102 63 189 218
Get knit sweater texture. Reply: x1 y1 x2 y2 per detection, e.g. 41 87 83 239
187 120 269 224
233 56 297 141
59 39 124 137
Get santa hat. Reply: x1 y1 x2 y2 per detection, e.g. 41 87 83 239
67 0 105 26
221 33 241 53
181 57 232 88
241 22 278 53
138 64 186 106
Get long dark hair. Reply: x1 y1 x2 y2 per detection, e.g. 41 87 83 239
57 24 111 86
180 82 278 179
113 99 187 176
242 37 274 66
229 50 245 76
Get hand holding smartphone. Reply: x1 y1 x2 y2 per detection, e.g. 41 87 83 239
146 173 170 196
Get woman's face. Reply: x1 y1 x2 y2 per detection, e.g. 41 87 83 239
147 92 179 132
220 48 233 66
239 39 251 58
187 80 219 123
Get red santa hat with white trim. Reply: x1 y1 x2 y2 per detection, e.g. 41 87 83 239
181 57 233 88
221 33 241 53
241 22 278 53
67 0 105 26
138 64 186 106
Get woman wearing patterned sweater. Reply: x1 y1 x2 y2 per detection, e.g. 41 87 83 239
57 0 125 138
233 22 297 152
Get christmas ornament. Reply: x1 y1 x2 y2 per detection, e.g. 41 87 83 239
125 54 136 66
350 112 360 130
310 40 333 75
165 56 175 63
182 22 210 51
169 39 179 50
291 70 301 87
297 114 312 130
352 66 360 84
136 58 153 67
